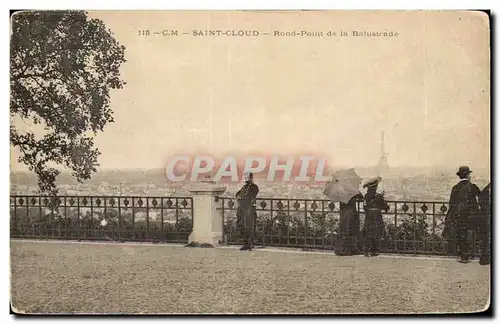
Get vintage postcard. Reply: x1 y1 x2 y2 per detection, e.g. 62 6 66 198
9 10 490 314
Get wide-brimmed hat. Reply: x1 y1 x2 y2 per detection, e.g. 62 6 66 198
456 166 472 176
363 176 382 188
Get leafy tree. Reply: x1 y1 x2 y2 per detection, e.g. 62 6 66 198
10 10 126 194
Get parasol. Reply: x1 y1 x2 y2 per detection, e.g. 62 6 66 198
323 168 363 204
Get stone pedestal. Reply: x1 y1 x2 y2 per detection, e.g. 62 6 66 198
188 180 227 245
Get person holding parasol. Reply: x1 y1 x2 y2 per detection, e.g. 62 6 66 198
324 168 364 256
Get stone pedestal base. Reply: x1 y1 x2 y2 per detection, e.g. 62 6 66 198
188 180 226 246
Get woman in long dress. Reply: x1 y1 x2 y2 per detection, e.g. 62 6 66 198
362 177 388 257
335 193 363 256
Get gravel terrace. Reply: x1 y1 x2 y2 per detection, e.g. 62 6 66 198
10 240 490 314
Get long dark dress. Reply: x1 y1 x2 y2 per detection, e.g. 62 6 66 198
363 189 388 254
477 183 491 263
235 181 259 246
334 193 363 255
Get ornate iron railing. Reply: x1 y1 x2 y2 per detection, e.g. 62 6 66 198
11 194 486 256
10 195 193 243
217 197 484 256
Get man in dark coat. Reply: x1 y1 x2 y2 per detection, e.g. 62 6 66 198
443 166 480 263
477 183 491 265
362 177 389 257
236 173 259 251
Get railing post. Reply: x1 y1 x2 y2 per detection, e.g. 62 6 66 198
219 197 225 243
188 180 226 245
413 203 417 256
13 196 18 236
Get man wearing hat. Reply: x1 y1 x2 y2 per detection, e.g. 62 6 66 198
235 173 259 251
443 166 481 263
362 176 389 257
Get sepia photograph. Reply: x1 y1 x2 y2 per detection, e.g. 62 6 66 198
9 9 491 315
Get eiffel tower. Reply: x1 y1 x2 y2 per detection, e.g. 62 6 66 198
376 132 390 175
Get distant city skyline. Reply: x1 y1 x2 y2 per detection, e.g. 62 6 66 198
10 11 490 172
10 163 492 178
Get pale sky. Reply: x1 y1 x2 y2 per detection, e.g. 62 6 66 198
11 10 491 171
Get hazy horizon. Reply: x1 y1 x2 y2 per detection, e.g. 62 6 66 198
10 163 492 176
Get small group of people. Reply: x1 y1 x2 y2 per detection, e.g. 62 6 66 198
333 166 491 264
234 172 390 255
334 176 388 257
234 166 491 264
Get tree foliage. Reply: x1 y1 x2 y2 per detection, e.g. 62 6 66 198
10 11 126 193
